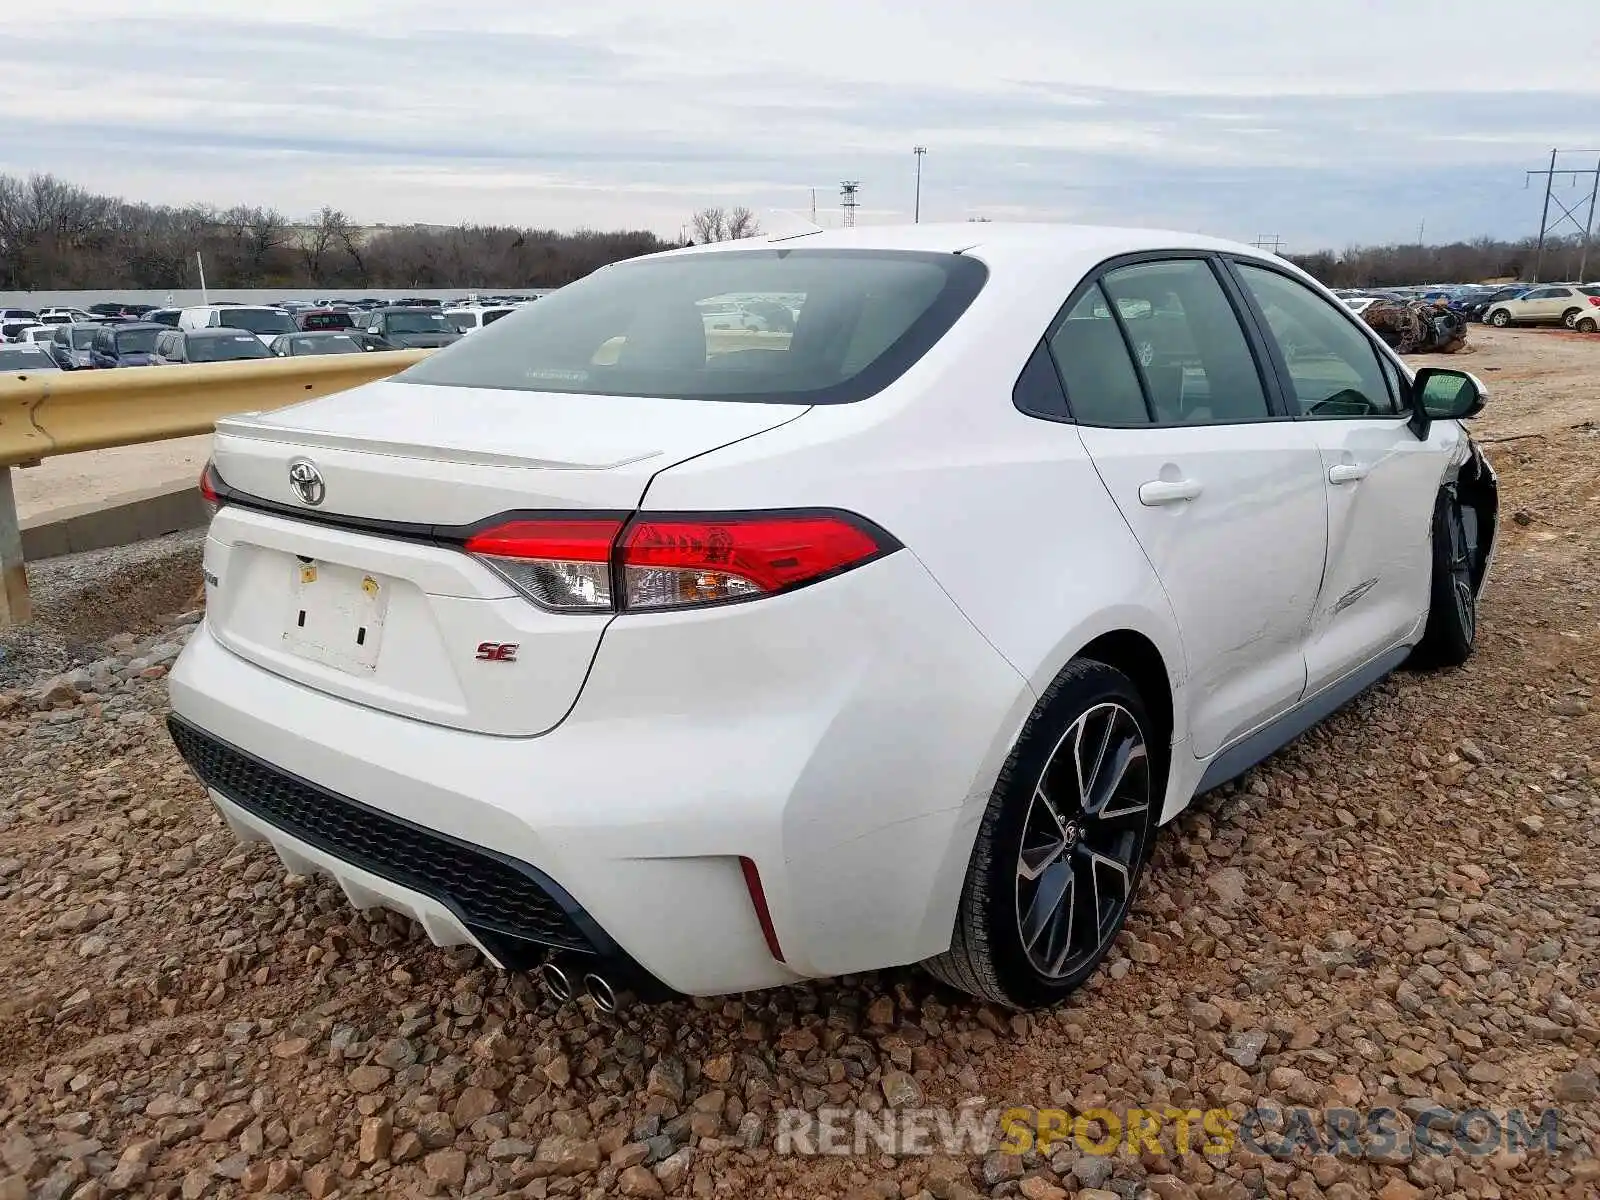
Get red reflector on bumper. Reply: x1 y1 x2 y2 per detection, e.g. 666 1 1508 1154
739 856 785 963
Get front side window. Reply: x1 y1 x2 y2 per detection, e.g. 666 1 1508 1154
1100 258 1272 424
1234 263 1399 418
400 249 987 404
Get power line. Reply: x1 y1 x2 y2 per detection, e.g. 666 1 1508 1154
840 181 860 229
1525 149 1600 283
1250 234 1284 254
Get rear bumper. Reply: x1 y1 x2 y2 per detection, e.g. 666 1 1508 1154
168 551 1033 995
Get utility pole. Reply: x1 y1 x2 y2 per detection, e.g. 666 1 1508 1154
810 188 817 225
840 181 860 229
1526 149 1600 283
196 251 209 304
913 146 926 223
1580 157 1600 283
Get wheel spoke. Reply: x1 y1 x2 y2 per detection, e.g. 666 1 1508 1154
1086 729 1146 817
1020 860 1074 957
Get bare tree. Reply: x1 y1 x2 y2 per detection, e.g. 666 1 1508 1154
689 205 762 244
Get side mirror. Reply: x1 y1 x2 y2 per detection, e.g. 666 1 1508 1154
1408 367 1487 438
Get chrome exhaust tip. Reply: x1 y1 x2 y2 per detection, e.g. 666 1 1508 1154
537 959 575 1003
582 972 620 1014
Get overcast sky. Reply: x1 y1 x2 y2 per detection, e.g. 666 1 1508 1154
3 1 1598 250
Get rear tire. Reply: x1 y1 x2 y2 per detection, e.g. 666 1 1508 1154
1408 489 1479 669
1562 308 1582 329
1489 309 1511 327
922 660 1161 1009
1578 316 1599 334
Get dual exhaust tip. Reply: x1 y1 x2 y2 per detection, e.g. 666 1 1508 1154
537 958 623 1013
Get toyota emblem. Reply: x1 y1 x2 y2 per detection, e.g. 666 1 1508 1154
287 458 326 507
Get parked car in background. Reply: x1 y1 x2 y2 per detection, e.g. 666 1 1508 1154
51 323 104 368
88 321 166 368
0 345 61 373
296 309 356 332
38 309 93 327
1463 285 1527 321
359 306 461 348
269 332 368 357
151 328 274 365
168 225 1499 1009
145 308 181 328
1483 284 1600 327
178 305 297 345
1341 296 1379 315
0 308 40 326
444 306 517 334
1 320 40 343
19 325 60 349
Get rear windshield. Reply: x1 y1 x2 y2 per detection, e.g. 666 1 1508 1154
190 333 271 362
290 334 363 354
399 249 988 404
446 312 478 331
218 308 295 335
301 311 354 330
69 327 99 348
115 327 161 354
0 348 55 371
387 311 451 333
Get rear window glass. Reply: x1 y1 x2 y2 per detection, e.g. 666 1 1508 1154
399 249 987 404
190 333 271 362
301 311 355 330
218 308 295 335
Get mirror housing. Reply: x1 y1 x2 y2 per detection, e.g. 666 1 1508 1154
1409 367 1487 439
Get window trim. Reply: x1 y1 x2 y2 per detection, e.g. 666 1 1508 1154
1219 254 1414 424
1030 249 1291 429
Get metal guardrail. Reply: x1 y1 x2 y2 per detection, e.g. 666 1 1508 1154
0 350 431 626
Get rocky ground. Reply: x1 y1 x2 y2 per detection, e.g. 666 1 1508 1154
0 328 1596 1199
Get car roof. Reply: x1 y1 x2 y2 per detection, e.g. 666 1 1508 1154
111 321 165 332
186 326 261 338
659 222 1271 267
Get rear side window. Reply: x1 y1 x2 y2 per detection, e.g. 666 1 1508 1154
399 249 987 404
1046 286 1150 425
1100 259 1271 425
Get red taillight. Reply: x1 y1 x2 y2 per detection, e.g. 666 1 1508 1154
464 517 624 612
198 462 222 514
1588 296 1600 306
618 512 891 610
739 856 785 963
460 510 895 614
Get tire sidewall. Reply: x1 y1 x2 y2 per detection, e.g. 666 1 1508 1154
1490 309 1510 327
979 664 1159 1008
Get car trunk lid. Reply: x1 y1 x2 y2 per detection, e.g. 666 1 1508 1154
204 377 807 735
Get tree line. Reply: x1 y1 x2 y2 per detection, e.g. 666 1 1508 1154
0 173 679 291
1287 233 1598 289
3 171 1589 292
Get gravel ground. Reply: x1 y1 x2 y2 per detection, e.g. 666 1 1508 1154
0 329 1596 1200
0 530 205 689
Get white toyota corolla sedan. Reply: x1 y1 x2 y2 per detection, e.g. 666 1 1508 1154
168 224 1498 1010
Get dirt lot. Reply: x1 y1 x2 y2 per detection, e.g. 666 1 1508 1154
0 327 1596 1200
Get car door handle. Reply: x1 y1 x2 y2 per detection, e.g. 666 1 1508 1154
1328 463 1370 485
1137 478 1203 506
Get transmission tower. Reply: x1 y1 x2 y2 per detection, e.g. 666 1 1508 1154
840 181 860 228
1525 149 1600 283
1251 234 1284 254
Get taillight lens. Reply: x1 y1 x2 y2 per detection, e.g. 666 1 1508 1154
618 513 890 610
199 462 223 514
460 511 896 613
1587 296 1600 306
464 518 623 611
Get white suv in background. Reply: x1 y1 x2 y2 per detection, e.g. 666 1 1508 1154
178 305 298 345
169 225 1498 1010
1483 284 1600 328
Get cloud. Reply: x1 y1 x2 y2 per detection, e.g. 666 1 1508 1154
1 0 1594 249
